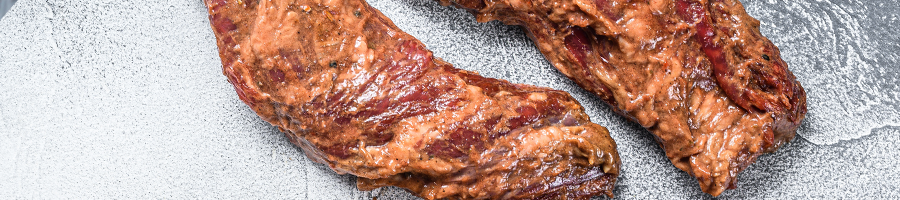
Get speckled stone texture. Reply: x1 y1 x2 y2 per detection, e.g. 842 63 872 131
0 0 898 199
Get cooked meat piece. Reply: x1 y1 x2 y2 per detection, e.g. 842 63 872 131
203 0 620 199
437 0 807 196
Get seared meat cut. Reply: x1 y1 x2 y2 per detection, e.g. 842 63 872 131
438 0 807 196
204 0 620 199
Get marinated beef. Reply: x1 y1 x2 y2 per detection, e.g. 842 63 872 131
204 0 620 199
437 0 807 196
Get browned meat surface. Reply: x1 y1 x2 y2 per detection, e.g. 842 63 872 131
204 0 620 199
438 0 807 196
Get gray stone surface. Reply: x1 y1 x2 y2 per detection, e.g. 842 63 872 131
1 0 897 199
0 0 16 20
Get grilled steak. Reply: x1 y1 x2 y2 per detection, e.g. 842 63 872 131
437 0 807 195
204 0 620 199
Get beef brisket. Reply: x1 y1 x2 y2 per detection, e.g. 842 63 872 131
438 0 807 195
204 0 621 199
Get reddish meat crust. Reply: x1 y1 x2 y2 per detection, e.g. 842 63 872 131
439 0 807 196
204 0 621 199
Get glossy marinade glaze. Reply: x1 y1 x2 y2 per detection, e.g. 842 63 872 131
438 0 806 196
204 0 620 199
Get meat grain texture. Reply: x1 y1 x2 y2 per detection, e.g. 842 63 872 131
438 0 807 196
204 0 620 199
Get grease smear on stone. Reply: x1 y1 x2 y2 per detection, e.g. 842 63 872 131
743 0 900 145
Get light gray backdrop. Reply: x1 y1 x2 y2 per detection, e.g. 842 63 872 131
1 0 898 199
0 0 18 19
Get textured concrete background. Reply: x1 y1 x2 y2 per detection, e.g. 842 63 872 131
1 0 898 199
0 0 17 19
